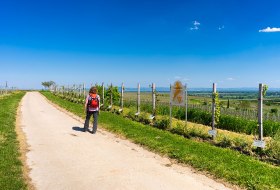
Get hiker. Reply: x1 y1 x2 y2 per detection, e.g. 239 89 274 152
84 86 100 133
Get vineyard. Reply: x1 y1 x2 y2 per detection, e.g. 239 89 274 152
50 83 280 165
0 82 16 97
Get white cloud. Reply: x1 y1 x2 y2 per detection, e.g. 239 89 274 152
190 20 200 30
193 20 200 26
227 77 235 81
190 26 199 30
259 27 280 33
174 76 181 80
218 25 225 30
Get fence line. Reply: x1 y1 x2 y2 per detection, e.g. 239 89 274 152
51 83 280 122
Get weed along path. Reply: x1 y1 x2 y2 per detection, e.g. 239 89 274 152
19 92 232 190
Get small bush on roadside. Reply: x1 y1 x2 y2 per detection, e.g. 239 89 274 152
154 117 170 130
271 130 280 160
217 135 233 148
126 110 136 120
233 137 250 152
138 112 152 125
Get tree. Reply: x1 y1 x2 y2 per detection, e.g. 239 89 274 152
227 99 230 109
42 81 56 90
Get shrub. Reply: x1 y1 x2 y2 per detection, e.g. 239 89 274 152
126 110 136 120
271 130 280 160
270 108 278 114
137 112 151 125
218 136 233 148
233 137 250 152
154 117 170 130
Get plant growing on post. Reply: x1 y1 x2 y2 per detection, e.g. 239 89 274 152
263 84 268 97
105 84 120 105
213 92 221 125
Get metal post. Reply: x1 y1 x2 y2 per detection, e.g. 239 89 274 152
211 83 217 131
169 84 172 128
62 86 65 95
258 83 263 141
185 84 188 127
83 83 86 99
121 83 124 109
102 83 105 106
152 83 156 115
73 84 76 97
5 81 8 94
110 83 113 107
137 83 140 114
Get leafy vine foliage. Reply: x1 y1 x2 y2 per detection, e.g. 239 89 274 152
213 92 220 125
263 84 268 97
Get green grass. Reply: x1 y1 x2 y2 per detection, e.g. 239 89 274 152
0 92 27 190
41 91 280 190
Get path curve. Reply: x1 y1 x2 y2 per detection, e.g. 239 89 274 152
19 92 232 190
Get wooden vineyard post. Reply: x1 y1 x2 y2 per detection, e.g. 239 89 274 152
119 83 124 112
73 84 76 97
5 81 8 94
109 83 113 109
136 83 140 116
169 84 172 129
83 83 86 99
62 86 65 95
209 83 217 138
258 83 264 141
150 83 156 119
101 82 105 107
79 84 81 97
185 84 188 128
254 83 266 148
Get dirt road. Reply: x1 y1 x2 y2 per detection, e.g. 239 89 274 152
19 92 232 190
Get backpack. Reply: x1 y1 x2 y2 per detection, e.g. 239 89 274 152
88 94 99 109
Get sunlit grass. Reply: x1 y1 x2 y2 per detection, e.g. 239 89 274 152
41 91 280 190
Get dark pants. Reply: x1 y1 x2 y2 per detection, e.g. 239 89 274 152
84 111 99 133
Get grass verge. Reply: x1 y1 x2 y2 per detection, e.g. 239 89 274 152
41 91 280 190
0 92 26 190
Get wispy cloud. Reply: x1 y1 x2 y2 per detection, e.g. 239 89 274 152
194 21 200 26
174 76 181 80
227 77 235 81
259 27 280 33
190 20 200 30
218 25 225 30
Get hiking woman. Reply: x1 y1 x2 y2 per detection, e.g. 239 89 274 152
84 86 100 134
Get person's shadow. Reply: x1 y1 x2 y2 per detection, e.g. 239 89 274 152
72 126 85 132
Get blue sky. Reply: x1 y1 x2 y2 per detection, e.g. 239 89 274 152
1 0 280 89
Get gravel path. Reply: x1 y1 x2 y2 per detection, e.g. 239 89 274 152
19 92 232 190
